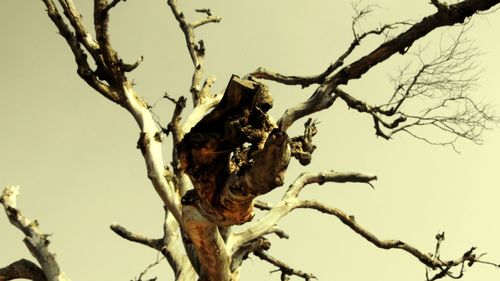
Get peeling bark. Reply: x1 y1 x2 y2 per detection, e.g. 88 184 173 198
179 75 290 226
182 205 232 281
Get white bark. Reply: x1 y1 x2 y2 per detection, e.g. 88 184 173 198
1 186 71 281
122 85 183 224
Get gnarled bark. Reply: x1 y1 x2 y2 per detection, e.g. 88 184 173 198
179 75 290 226
1 186 71 281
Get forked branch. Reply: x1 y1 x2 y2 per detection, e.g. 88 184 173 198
110 207 194 280
167 0 221 106
42 0 183 236
328 0 500 86
296 199 499 279
331 28 497 146
275 0 500 131
228 171 377 251
0 186 71 281
31 1 500 281
250 15 409 89
41 0 117 102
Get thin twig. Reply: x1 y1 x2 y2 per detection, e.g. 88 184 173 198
132 253 164 281
254 249 316 280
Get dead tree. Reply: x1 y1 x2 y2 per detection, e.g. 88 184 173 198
2 1 500 281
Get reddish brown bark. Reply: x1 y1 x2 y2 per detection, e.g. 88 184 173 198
179 75 290 226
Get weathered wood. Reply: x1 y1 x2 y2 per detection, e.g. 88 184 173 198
179 75 290 226
1 186 71 281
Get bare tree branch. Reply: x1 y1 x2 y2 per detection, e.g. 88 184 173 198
191 15 222 29
262 227 290 240
94 0 133 93
195 8 212 16
296 199 499 278
110 207 194 281
161 94 190 195
32 0 199 263
277 0 500 131
0 186 71 281
0 259 47 281
122 56 144 72
160 207 197 280
103 0 125 14
329 0 500 86
180 93 222 134
230 237 271 272
56 0 100 57
384 31 497 146
253 200 273 211
250 66 335 89
332 87 406 140
250 15 409 89
110 224 163 250
278 83 338 131
131 254 164 281
42 0 185 224
30 1 500 281
228 171 376 251
41 0 117 102
253 249 316 281
167 0 221 106
284 171 377 199
317 27 497 147
430 0 449 12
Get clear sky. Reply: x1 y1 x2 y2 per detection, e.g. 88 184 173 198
1 1 499 280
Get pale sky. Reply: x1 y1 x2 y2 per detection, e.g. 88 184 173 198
1 1 500 281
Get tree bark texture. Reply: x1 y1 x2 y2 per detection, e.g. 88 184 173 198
179 75 291 226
